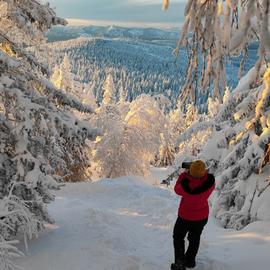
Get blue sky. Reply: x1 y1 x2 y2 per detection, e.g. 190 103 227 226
47 0 186 26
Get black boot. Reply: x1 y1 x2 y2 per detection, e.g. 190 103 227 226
184 258 196 269
171 259 186 270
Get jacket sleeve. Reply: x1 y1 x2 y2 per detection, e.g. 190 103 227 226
174 173 215 200
174 172 188 197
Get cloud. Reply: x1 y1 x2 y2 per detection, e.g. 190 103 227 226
48 0 186 24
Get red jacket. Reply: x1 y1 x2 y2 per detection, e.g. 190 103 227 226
174 172 215 221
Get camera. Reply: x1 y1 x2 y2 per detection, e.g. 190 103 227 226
182 162 192 169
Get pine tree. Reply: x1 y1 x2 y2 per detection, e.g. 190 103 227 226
82 82 98 110
102 73 116 105
208 97 221 118
184 104 199 129
119 71 127 104
223 87 231 104
169 106 185 134
169 96 185 139
155 133 175 167
51 54 73 94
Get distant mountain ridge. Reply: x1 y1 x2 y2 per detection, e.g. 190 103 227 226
47 25 179 42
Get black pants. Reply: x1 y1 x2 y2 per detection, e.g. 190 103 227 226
173 217 208 264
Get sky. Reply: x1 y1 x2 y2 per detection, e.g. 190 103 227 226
47 0 186 27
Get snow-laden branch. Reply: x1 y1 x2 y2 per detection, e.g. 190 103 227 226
176 120 214 145
0 0 67 45
170 0 270 104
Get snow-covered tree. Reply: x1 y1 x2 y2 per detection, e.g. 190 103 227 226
0 0 67 45
92 104 150 178
223 87 231 104
183 103 200 129
208 97 221 118
51 54 74 94
102 73 116 105
125 94 167 162
82 82 98 110
153 94 171 112
93 93 168 177
117 71 130 116
51 64 61 87
169 102 185 137
119 70 127 104
155 133 175 167
0 1 97 268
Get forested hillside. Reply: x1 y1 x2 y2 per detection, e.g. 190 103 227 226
36 25 258 108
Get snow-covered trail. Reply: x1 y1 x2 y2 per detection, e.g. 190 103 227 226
17 177 270 270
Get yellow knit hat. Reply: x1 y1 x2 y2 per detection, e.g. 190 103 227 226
190 160 206 178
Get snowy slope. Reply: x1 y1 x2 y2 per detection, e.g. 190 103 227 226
16 174 270 270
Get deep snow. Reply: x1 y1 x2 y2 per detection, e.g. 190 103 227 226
16 174 270 270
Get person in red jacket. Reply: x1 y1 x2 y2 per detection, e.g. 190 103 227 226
171 160 215 270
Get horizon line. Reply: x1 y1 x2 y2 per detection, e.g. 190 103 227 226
66 18 182 29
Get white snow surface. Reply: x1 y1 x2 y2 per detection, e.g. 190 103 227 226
16 172 270 270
